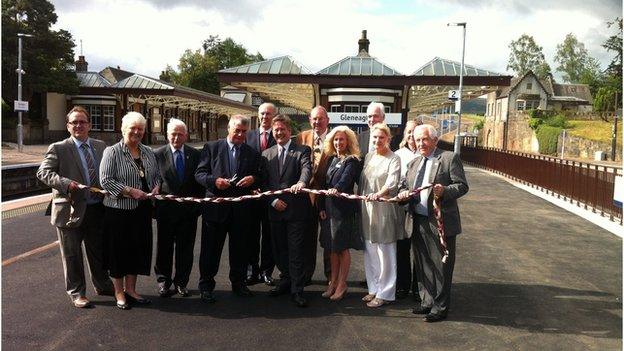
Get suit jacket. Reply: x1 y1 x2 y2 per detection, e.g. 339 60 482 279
400 148 469 237
37 137 106 228
246 128 276 154
154 144 203 217
195 139 261 222
357 130 371 160
260 143 312 221
296 129 329 190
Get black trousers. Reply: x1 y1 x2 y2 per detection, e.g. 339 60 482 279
198 212 249 292
154 205 198 288
271 220 306 294
303 206 330 282
396 237 418 293
247 201 275 277
412 214 457 316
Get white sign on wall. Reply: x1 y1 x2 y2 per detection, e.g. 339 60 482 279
327 112 402 126
14 100 28 112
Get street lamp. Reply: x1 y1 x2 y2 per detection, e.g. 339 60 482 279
447 22 466 154
16 32 33 152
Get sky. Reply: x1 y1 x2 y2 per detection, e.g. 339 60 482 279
50 0 622 81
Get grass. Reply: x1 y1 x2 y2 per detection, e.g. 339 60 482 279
567 120 622 145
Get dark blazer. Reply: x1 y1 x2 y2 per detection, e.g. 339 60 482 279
195 139 261 222
322 155 361 215
400 148 469 237
260 142 312 222
246 128 276 153
154 144 203 216
357 130 370 160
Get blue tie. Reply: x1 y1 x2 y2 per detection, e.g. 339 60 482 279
175 150 184 182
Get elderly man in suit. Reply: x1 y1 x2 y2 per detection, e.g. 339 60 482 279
154 118 203 298
36 106 114 308
398 124 469 322
260 114 312 307
244 102 277 286
195 115 260 303
357 102 386 160
296 105 331 285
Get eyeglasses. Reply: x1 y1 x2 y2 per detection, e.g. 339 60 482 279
67 120 89 126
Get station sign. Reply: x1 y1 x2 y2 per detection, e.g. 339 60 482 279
448 90 460 101
14 100 28 112
328 112 402 126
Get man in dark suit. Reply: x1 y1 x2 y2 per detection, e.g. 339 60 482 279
398 124 469 322
260 114 312 307
195 115 260 303
36 106 114 308
154 118 203 298
357 102 386 160
244 102 277 286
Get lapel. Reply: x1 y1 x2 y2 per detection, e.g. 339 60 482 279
67 138 87 184
165 146 180 186
183 146 193 182
220 139 233 177
280 143 296 178
427 148 443 185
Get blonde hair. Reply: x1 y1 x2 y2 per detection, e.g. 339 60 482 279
324 126 360 160
399 120 419 149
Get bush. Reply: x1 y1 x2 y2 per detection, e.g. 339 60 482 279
528 117 543 130
546 114 568 129
536 125 562 155
473 117 485 131
528 109 557 119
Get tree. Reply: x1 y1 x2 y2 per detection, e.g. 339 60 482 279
166 35 264 94
603 18 622 80
554 33 602 83
1 0 79 121
507 34 552 79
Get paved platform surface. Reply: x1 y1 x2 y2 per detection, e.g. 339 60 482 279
2 166 622 350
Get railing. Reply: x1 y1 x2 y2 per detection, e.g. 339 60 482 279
439 142 623 223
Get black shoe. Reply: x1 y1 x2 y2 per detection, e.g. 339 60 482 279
303 279 313 287
269 285 289 297
176 285 189 297
396 290 408 300
232 285 253 297
116 300 131 310
125 293 151 305
200 291 216 303
291 293 308 308
245 274 262 286
412 306 432 315
261 273 275 286
358 280 367 287
423 312 446 323
158 282 172 298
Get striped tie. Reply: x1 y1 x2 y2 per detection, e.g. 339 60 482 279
80 143 98 186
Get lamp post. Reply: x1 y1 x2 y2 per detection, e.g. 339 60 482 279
16 32 33 152
447 22 466 154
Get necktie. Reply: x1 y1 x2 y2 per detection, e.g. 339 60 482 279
80 143 98 185
313 136 322 168
260 131 268 151
278 146 286 174
230 145 239 176
175 150 184 182
413 157 428 203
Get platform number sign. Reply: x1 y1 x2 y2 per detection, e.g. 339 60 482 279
448 90 460 101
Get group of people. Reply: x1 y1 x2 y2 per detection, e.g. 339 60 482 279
37 100 468 322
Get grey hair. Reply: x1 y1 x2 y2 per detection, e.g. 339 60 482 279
366 102 386 118
229 114 251 128
258 102 277 114
415 124 439 139
121 112 147 136
167 118 187 134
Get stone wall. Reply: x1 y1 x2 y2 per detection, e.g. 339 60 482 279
506 113 539 153
559 134 622 161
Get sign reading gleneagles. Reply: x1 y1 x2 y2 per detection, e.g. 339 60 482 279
327 113 402 126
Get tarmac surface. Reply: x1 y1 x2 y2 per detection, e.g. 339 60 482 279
1 166 622 350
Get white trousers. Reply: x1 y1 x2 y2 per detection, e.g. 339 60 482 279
364 240 397 301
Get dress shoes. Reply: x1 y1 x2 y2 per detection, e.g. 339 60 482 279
232 285 253 297
176 285 190 297
395 289 408 300
245 274 262 286
200 291 216 303
261 273 276 286
158 283 172 298
116 300 131 310
73 297 92 308
423 312 446 323
124 293 151 305
412 306 432 315
269 285 289 297
291 293 308 308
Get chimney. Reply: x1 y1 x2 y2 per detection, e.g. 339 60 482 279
75 55 88 72
357 30 370 56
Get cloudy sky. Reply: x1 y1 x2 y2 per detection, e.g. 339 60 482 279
50 0 621 80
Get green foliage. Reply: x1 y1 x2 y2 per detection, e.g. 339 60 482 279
554 33 602 84
528 109 557 119
535 125 562 155
507 34 552 79
472 117 485 131
603 18 622 80
546 114 568 129
1 0 79 109
594 86 618 112
528 117 543 130
166 35 265 94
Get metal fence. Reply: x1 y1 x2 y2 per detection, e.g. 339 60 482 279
439 142 623 223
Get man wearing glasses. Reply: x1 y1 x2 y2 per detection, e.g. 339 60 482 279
37 106 114 308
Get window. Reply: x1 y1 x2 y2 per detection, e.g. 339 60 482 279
344 105 360 113
103 106 114 131
526 100 540 110
516 100 526 111
89 105 102 130
330 105 341 112
384 106 391 113
526 82 532 90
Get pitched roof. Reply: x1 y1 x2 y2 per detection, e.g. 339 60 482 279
316 55 402 76
219 56 311 74
110 74 173 90
413 57 502 77
552 83 593 103
498 70 551 98
76 72 111 88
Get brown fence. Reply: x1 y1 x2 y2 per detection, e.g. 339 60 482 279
439 142 623 223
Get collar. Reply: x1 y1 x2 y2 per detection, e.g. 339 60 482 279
278 139 292 152
226 139 240 150
71 136 91 149
169 144 185 154
422 147 438 161
313 130 328 141
259 127 271 134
